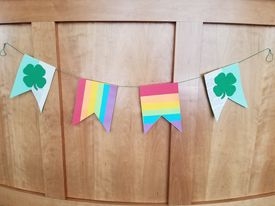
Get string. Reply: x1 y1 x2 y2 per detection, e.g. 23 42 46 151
0 42 25 56
1 42 273 87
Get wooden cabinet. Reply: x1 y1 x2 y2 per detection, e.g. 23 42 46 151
0 1 275 205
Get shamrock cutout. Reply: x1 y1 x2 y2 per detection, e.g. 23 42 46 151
23 64 46 90
213 72 236 99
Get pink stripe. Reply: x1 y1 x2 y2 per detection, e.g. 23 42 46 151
72 79 86 124
139 83 178 96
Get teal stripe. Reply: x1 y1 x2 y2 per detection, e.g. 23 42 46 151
143 114 181 124
143 115 161 124
163 113 181 122
142 108 180 116
99 84 110 123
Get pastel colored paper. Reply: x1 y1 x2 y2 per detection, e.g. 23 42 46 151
139 82 182 133
204 63 248 121
72 79 118 132
10 54 56 112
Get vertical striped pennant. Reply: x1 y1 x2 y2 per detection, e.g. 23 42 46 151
72 79 118 132
139 82 182 133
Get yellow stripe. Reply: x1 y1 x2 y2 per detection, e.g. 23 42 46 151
141 101 180 111
80 81 100 120
140 93 179 103
86 81 99 116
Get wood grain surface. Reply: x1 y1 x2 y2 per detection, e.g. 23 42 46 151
0 24 45 193
31 22 66 199
168 21 203 205
0 0 275 25
1 185 275 206
0 1 275 205
191 24 275 202
58 22 174 203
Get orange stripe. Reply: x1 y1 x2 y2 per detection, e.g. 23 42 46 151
80 81 93 120
140 93 179 103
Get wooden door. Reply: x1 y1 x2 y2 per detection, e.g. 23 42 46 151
59 22 173 203
0 1 275 205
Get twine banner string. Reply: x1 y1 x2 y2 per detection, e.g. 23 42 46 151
1 42 273 87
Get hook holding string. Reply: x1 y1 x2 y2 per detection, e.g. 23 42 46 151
266 48 273 63
0 42 25 56
0 43 7 56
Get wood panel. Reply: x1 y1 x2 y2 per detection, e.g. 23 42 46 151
31 22 65 198
57 22 174 203
191 24 275 202
1 0 275 25
1 185 275 206
0 22 66 198
168 21 203 205
0 24 45 193
246 26 275 195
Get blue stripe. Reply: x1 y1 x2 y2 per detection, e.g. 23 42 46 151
163 113 182 122
99 84 110 123
143 114 181 124
142 115 161 124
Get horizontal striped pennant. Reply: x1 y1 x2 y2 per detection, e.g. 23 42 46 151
72 79 118 132
139 82 183 133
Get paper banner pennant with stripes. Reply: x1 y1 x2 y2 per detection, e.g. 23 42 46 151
139 82 182 133
204 63 248 121
72 79 118 132
10 54 56 112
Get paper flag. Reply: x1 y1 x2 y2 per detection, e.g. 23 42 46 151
72 79 118 132
10 54 56 112
204 63 248 121
139 82 182 133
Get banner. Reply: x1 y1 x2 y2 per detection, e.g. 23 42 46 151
2 43 271 134
139 82 182 133
10 54 56 112
72 79 118 132
204 63 248 120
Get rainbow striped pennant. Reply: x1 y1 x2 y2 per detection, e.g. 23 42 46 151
139 82 182 133
72 79 118 132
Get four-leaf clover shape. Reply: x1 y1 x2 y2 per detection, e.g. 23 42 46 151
213 72 237 99
23 64 46 90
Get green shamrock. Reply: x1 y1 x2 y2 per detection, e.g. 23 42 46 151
23 64 46 90
213 72 237 99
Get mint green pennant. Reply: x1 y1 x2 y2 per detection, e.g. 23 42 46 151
204 63 248 121
10 54 56 112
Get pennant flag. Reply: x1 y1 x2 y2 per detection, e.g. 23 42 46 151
10 54 56 112
72 79 118 132
204 63 248 121
139 82 182 133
